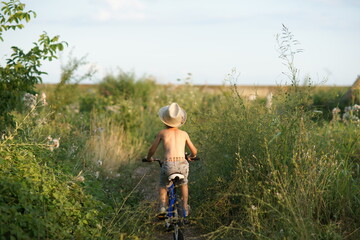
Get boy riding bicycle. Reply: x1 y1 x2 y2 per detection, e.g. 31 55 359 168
146 102 197 217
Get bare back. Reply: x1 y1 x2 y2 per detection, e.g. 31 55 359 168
158 128 188 159
147 127 197 161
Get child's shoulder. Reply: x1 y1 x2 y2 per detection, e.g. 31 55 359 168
159 128 188 135
177 129 189 137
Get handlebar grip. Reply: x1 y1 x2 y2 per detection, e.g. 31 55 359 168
189 156 200 161
185 153 200 161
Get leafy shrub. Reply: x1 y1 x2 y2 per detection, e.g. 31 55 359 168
311 87 347 120
0 145 103 239
0 0 66 128
98 71 156 104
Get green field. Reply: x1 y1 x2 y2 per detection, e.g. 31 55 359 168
1 72 360 239
1 3 360 238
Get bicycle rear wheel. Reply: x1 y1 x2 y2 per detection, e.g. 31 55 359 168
173 224 184 240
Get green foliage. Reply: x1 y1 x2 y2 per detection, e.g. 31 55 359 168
0 0 36 40
1 18 359 239
49 54 95 113
190 87 360 239
99 71 156 103
0 0 66 129
311 87 347 119
0 145 103 239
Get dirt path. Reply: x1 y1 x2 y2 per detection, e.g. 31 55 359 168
132 164 206 240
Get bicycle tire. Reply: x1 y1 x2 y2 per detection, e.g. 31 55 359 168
173 224 185 240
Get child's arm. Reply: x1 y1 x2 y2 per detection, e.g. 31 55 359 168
185 133 197 159
146 133 161 161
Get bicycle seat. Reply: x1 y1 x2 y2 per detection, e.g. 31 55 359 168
168 173 184 181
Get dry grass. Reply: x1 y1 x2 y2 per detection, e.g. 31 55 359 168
84 117 144 176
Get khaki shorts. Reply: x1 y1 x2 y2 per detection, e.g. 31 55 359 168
160 160 189 188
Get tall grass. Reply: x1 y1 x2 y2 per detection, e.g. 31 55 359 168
2 27 360 239
188 85 360 239
84 115 145 176
186 26 360 239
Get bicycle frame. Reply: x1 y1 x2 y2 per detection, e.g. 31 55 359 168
166 177 185 219
165 177 185 240
142 155 199 240
167 182 177 218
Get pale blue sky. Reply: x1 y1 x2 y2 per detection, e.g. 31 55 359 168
1 0 359 85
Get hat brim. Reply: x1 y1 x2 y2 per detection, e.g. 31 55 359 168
158 105 187 128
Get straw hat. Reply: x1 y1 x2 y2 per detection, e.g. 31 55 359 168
158 103 187 127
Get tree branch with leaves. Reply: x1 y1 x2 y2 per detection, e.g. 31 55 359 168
0 0 67 128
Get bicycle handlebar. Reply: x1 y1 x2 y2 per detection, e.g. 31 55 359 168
142 154 200 164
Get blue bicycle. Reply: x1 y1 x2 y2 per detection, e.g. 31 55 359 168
142 155 199 240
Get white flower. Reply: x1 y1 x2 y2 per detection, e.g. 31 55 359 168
266 92 273 109
332 107 341 114
23 93 37 110
95 171 100 179
248 94 257 101
105 105 121 113
344 106 352 112
76 176 85 182
52 139 60 148
40 92 48 106
47 136 60 151
251 205 257 210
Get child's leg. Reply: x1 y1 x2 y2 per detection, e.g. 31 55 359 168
159 187 167 209
181 184 189 214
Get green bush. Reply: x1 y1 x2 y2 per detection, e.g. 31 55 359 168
99 71 156 104
0 145 104 239
0 0 66 128
311 87 347 120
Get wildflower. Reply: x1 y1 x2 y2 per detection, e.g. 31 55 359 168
47 136 60 151
251 205 257 210
40 92 48 106
266 92 273 109
95 171 100 179
76 175 85 182
97 160 103 166
1 130 6 140
52 139 60 148
76 170 85 182
23 93 37 110
342 105 360 122
105 105 121 113
344 106 352 112
343 112 360 122
331 107 341 122
248 94 257 101
332 107 341 114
